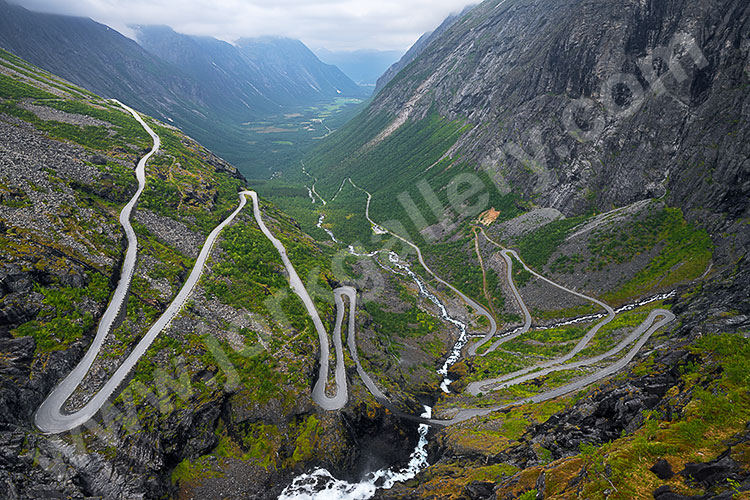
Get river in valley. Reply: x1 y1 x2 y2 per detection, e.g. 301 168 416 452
280 213 472 499
279 406 432 500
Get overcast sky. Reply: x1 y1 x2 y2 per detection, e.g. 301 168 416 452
10 0 477 52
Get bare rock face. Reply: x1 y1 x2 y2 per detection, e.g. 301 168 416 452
651 459 675 481
365 0 750 225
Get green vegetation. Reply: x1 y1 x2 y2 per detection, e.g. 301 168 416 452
44 99 150 148
224 347 284 404
428 398 569 495
233 97 364 178
602 207 713 302
573 301 668 360
512 256 533 287
315 183 372 245
291 415 321 463
0 100 120 150
364 285 439 339
0 48 96 98
136 223 195 283
533 303 600 321
302 109 518 247
203 221 288 312
550 253 584 274
171 456 224 485
518 489 538 500
571 333 750 499
256 179 327 239
422 233 487 308
589 206 709 270
239 422 281 469
516 214 591 269
11 273 111 354
0 70 153 152
140 123 246 235
170 413 326 489
0 73 57 100
468 349 537 383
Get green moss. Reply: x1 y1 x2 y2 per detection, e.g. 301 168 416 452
291 415 321 464
573 333 750 499
11 273 111 354
171 457 224 486
518 489 538 500
604 207 713 302
516 214 591 269
240 422 281 469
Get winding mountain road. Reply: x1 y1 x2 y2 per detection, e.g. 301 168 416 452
35 101 159 434
36 103 258 434
37 133 355 434
325 180 675 426
36 110 677 435
348 178 499 341
246 191 348 411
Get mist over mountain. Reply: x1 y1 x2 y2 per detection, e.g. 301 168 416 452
314 48 404 87
135 26 366 106
0 0 199 119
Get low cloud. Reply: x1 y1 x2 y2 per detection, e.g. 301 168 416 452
10 0 477 51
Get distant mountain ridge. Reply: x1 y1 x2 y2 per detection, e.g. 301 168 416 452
0 0 366 175
134 26 365 110
0 0 198 119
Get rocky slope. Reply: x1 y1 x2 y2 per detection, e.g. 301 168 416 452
0 49 445 499
1 0 749 498
374 5 475 93
370 0 749 218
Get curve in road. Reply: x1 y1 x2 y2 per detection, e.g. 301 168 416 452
38 119 677 434
35 101 160 434
246 191 348 411
434 309 675 425
36 186 254 433
36 105 258 434
37 149 356 434
346 179 498 372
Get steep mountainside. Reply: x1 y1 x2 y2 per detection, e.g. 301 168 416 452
235 37 366 99
2 0 750 498
374 5 475 93
286 0 750 497
307 0 748 266
0 0 199 119
373 0 748 220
